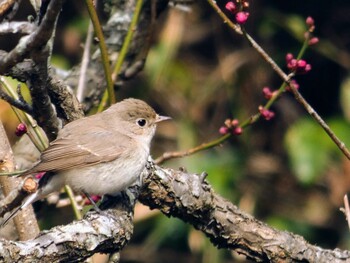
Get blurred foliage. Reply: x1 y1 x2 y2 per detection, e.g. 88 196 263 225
285 118 350 185
2 0 350 262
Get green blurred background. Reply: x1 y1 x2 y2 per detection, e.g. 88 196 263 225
1 0 350 262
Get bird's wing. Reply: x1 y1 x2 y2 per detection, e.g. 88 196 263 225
24 126 132 174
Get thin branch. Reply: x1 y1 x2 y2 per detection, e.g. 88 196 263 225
64 185 82 220
155 134 230 164
289 86 350 159
0 77 48 151
98 0 145 111
242 29 350 160
0 0 64 142
60 0 170 112
111 0 144 81
341 194 350 231
84 0 116 105
5 59 84 123
77 21 94 102
0 85 33 114
205 1 350 160
0 0 64 74
207 0 242 34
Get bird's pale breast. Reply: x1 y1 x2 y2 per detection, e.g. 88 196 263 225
62 142 149 195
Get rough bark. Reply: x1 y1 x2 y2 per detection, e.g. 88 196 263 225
0 165 349 262
0 193 134 262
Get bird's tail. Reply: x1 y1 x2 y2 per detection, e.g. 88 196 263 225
0 191 39 227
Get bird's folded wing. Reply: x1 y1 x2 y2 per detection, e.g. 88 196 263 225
23 128 131 174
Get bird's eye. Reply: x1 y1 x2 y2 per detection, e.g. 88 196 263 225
137 118 147 127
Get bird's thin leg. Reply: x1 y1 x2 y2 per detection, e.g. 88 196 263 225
83 191 102 213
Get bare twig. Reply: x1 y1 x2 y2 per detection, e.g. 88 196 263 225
207 0 242 34
4 59 84 122
98 0 145 111
205 1 350 160
341 194 350 231
0 85 33 114
111 0 145 81
288 87 350 159
77 21 94 102
0 77 48 151
242 29 350 159
0 0 64 141
0 0 64 74
60 0 170 111
155 134 230 164
84 0 115 105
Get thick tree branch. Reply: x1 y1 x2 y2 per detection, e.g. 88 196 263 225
0 194 134 262
0 165 349 262
139 165 350 263
29 49 60 141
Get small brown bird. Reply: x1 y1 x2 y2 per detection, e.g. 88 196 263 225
2 98 170 225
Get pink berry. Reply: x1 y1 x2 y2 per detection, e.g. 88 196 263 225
297 59 307 68
262 87 273 99
219 126 229 135
304 64 312 73
235 11 249 24
308 37 319 46
306 16 314 27
233 127 243 135
15 123 27 136
231 119 239 126
35 172 46 180
225 1 237 13
259 106 275 121
285 53 294 63
287 59 297 69
296 60 312 74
